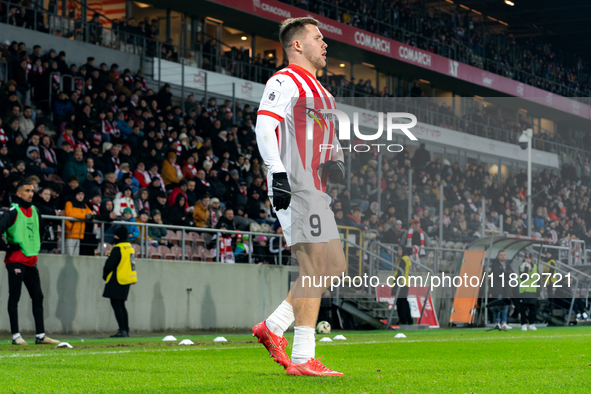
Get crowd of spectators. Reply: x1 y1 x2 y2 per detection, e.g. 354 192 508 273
2 0 590 153
285 0 591 98
331 142 591 262
3 0 589 99
1 41 591 267
0 40 286 262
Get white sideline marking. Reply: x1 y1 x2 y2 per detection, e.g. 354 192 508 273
1 332 589 359
0 346 257 359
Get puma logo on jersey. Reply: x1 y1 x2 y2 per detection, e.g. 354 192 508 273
276 79 283 86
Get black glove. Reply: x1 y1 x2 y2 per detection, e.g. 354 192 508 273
272 172 291 210
0 239 7 252
318 160 345 183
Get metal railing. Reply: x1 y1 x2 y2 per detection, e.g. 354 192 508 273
536 260 579 326
36 213 286 264
337 226 363 276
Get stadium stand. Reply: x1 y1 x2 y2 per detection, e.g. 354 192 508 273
1 0 591 267
0 36 590 264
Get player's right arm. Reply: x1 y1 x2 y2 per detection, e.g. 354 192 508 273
255 75 297 210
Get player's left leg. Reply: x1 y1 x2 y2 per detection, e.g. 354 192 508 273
253 205 294 369
286 239 345 376
253 241 325 370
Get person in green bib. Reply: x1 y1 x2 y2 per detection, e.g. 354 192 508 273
102 226 137 338
0 181 60 345
518 252 539 331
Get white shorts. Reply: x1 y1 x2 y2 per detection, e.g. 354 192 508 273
272 189 340 247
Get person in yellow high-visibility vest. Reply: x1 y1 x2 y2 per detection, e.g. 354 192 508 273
103 227 137 338
518 252 538 331
393 247 412 325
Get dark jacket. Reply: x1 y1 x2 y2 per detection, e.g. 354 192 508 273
102 245 131 300
168 194 190 226
490 258 516 298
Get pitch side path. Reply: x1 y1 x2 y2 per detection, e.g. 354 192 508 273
1 328 590 392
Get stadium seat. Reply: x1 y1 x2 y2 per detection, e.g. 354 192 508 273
191 246 204 261
202 248 215 261
189 232 205 249
148 246 162 259
158 245 175 260
169 246 183 260
182 246 193 260
132 244 141 257
183 232 194 248
163 230 180 245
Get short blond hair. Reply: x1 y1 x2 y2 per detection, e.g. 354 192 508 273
279 17 319 51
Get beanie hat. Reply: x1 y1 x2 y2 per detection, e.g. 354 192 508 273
114 226 128 241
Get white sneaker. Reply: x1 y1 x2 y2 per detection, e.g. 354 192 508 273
583 313 589 319
521 324 528 331
501 323 512 330
528 324 537 331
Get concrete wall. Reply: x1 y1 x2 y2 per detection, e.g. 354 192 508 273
2 25 141 73
0 253 290 334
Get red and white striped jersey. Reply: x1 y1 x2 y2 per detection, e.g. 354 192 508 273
257 64 342 194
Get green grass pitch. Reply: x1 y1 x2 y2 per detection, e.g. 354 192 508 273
1 327 590 393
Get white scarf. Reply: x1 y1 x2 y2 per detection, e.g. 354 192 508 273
136 169 151 186
187 164 197 177
102 119 120 137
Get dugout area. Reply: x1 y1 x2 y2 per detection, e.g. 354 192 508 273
450 235 591 327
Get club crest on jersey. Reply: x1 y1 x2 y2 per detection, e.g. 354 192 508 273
263 89 281 107
304 107 325 131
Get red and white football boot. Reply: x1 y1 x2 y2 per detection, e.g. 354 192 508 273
286 357 344 377
252 321 290 369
